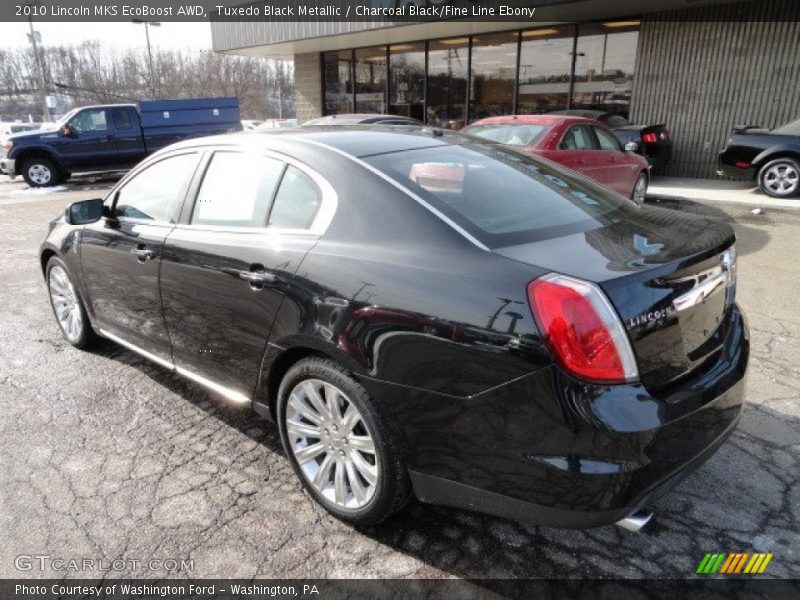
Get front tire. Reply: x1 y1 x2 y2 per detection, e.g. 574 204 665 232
758 158 800 198
631 171 648 205
46 257 95 349
21 156 61 188
277 357 410 525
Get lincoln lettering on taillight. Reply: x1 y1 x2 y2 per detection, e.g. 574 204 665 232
527 274 639 384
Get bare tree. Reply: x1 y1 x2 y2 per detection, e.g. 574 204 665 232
0 42 295 121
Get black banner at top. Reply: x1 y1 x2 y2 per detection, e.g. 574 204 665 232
4 0 798 23
4 0 560 23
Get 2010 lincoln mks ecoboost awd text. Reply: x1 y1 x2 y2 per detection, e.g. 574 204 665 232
40 127 748 530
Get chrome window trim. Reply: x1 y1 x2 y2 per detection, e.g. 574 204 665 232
98 328 250 405
298 138 491 252
181 148 338 236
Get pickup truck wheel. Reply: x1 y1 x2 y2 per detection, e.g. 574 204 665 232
21 157 60 187
758 158 800 198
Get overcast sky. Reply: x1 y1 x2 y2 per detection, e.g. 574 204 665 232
0 22 212 51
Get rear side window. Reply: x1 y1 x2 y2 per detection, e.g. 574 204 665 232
594 127 622 151
560 125 597 150
114 153 198 222
268 166 322 229
464 124 550 146
191 152 284 227
365 143 632 248
113 109 134 130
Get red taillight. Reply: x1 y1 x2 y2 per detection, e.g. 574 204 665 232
641 132 658 144
527 274 639 384
735 161 751 169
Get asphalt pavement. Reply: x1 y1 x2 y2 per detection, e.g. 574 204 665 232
0 174 798 584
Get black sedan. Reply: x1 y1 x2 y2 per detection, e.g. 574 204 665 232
552 110 672 171
40 127 748 530
719 118 800 198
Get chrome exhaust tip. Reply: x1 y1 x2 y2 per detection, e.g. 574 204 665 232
616 508 653 532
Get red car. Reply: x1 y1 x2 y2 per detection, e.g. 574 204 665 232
463 115 650 204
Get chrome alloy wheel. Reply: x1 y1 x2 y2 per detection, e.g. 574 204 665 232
763 163 799 197
285 378 378 510
28 163 52 186
49 265 83 342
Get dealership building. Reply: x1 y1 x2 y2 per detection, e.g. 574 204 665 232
211 0 800 178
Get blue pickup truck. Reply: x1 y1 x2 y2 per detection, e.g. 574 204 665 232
0 97 241 187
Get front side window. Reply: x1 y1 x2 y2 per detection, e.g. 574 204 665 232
113 153 198 222
561 125 597 150
594 127 622 151
69 109 108 134
365 142 632 247
268 166 322 229
191 152 284 227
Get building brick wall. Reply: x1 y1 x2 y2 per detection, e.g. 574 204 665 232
293 52 323 123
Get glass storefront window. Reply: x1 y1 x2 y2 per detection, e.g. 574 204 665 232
469 32 518 123
355 46 387 113
572 21 640 118
324 50 354 115
389 43 425 122
427 37 469 129
516 26 575 114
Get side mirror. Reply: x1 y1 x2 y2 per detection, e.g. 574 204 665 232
61 124 75 137
65 198 104 225
624 141 640 153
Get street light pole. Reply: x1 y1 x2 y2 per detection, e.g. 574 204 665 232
26 2 51 121
133 20 161 100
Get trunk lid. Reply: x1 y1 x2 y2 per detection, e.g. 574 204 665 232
496 205 736 389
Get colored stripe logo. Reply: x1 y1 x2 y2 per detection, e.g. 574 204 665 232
696 552 773 574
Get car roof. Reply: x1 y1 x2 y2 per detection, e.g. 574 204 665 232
160 125 463 159
467 114 602 127
550 109 608 119
303 114 422 126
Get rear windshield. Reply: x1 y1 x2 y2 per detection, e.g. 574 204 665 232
774 118 800 135
463 124 550 146
601 114 631 128
365 142 633 248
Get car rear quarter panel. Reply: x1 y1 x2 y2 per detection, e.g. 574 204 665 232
258 141 552 398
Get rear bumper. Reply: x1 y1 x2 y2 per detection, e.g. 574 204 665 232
0 157 14 176
366 305 749 528
718 157 756 180
644 143 672 170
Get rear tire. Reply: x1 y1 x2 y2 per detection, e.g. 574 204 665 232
758 157 800 198
46 257 95 349
277 357 411 525
21 156 61 187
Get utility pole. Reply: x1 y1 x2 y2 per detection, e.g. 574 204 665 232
133 20 160 100
26 2 51 121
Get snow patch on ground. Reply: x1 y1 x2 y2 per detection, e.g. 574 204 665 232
8 185 69 195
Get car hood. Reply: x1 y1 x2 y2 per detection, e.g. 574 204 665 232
7 129 51 143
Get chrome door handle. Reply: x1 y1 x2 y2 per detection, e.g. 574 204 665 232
130 248 155 261
238 270 276 285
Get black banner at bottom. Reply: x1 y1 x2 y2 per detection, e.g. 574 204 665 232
1 579 799 600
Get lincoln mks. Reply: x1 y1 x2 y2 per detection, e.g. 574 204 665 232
40 127 748 529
